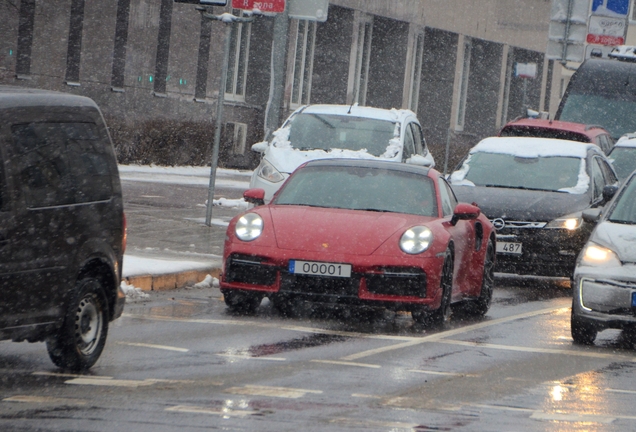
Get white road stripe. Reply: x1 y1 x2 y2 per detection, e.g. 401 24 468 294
607 388 636 395
166 405 257 417
530 411 615 423
66 378 157 387
408 369 479 377
437 339 636 362
311 359 381 369
351 394 382 399
3 395 86 405
217 354 286 361
224 385 322 399
341 306 565 361
117 341 189 352
32 371 113 379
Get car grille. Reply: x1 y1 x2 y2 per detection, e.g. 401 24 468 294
225 254 277 286
279 272 360 298
365 267 427 297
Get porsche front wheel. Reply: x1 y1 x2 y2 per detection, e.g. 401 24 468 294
222 289 263 314
466 239 495 316
412 251 453 327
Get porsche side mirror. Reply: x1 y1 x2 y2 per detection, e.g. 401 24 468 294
251 141 269 153
582 208 602 224
243 188 266 206
602 184 618 203
451 203 480 226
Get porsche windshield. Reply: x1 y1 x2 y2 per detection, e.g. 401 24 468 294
463 152 583 192
273 166 438 217
608 175 636 225
288 113 396 156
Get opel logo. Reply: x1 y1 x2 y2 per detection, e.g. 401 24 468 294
492 218 506 231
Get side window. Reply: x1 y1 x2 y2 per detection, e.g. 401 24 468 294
599 159 618 185
10 122 112 208
591 158 605 201
402 125 415 161
409 123 424 155
438 178 456 217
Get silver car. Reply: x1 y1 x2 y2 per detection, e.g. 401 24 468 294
571 171 636 344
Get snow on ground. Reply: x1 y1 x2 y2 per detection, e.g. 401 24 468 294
123 255 215 278
118 164 252 189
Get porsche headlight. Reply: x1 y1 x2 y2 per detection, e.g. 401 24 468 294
580 242 621 267
400 226 433 254
235 213 263 241
257 159 284 183
546 216 582 230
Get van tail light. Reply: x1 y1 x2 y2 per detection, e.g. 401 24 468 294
122 212 127 253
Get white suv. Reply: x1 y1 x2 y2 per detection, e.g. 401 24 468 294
249 104 435 202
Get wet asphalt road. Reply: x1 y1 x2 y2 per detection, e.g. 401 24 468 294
2 179 636 431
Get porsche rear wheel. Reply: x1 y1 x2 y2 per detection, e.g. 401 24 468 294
222 289 263 314
412 251 453 327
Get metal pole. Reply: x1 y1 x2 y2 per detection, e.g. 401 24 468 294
522 77 528 117
205 21 233 226
443 128 451 176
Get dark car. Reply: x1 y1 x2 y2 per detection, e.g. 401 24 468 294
570 171 636 345
449 137 617 278
0 86 126 370
499 118 614 155
222 159 495 326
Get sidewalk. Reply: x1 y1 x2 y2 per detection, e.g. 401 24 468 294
118 165 252 295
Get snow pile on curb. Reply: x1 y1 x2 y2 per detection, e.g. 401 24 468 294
121 281 150 300
193 275 220 289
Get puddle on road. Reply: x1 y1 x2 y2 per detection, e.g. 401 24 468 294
219 334 350 358
125 299 212 318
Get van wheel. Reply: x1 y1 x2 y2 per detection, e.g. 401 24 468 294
46 277 109 371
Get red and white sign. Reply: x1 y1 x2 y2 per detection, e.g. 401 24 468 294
586 15 626 46
231 0 285 13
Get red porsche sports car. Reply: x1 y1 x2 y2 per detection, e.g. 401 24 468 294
220 159 496 326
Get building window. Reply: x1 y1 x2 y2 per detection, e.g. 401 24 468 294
289 19 316 108
348 12 373 105
455 39 472 130
225 10 251 102
405 28 425 113
227 122 248 154
632 0 636 21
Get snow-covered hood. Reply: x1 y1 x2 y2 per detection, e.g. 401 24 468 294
264 145 396 175
268 205 419 255
452 185 591 221
591 221 636 263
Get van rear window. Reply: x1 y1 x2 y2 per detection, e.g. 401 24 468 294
10 122 113 207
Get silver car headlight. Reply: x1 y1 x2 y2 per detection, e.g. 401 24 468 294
545 216 582 230
235 213 264 241
580 242 621 267
400 226 433 254
257 159 284 183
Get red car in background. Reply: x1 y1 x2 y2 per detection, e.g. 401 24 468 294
220 159 496 326
499 118 614 155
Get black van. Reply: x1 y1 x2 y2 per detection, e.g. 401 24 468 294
555 53 636 140
0 86 126 370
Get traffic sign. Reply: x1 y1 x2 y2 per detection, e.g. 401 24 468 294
591 0 630 17
174 0 228 5
288 0 328 22
587 0 629 46
231 0 285 13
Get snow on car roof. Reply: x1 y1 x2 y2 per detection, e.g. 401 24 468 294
470 136 594 158
299 104 414 123
615 133 636 148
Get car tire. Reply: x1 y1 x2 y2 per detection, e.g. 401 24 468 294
412 251 453 327
222 289 263 314
571 313 597 345
465 239 495 316
46 277 109 371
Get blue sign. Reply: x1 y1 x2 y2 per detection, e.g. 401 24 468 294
591 0 630 17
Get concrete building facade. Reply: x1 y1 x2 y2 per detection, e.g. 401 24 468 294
0 0 577 170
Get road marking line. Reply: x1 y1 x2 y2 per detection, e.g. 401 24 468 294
437 339 636 361
607 388 636 395
166 405 257 417
311 359 381 369
407 369 479 377
530 411 615 423
330 418 421 429
351 393 382 399
117 341 189 352
468 403 533 413
224 384 322 399
340 306 567 360
32 371 113 379
217 354 286 361
3 395 86 405
65 378 157 387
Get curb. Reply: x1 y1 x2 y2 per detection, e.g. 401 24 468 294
124 267 221 291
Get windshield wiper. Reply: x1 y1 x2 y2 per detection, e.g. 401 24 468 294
607 219 636 225
478 184 560 192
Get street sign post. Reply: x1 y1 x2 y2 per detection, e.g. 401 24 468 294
231 0 286 13
546 0 590 63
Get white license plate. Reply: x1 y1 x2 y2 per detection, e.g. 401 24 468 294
496 242 522 255
289 260 352 278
